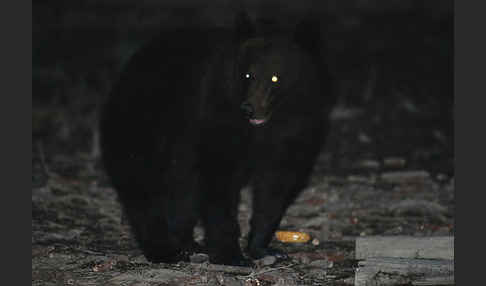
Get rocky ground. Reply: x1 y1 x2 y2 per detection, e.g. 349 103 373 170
32 2 453 285
32 102 454 285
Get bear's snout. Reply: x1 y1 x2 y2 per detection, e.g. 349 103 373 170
240 102 254 118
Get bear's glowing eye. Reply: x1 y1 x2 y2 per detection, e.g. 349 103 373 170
245 73 251 79
271 75 278 83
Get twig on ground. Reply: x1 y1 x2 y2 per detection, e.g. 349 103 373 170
237 263 295 280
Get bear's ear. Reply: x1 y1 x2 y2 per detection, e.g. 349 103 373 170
234 11 256 43
293 18 322 55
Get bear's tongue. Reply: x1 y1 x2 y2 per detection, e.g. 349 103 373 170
249 118 266 125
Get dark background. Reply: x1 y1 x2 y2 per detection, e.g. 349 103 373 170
32 0 453 176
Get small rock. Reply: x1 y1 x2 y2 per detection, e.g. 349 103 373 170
389 199 448 223
309 259 330 268
347 175 370 183
399 96 419 113
303 216 328 228
200 275 208 283
32 245 55 258
239 203 249 211
329 106 364 120
298 254 311 264
436 173 448 181
357 160 380 169
343 277 355 285
358 132 372 143
381 170 430 183
383 157 406 168
286 204 322 217
114 255 129 264
244 277 262 286
189 253 209 264
389 199 447 215
311 238 320 246
307 268 327 279
131 255 148 264
256 255 277 266
216 274 225 285
383 226 403 235
93 259 116 272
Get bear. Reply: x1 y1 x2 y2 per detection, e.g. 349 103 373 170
100 12 335 266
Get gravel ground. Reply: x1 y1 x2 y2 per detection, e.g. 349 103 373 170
32 102 454 285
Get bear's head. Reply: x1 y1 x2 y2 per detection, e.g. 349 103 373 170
234 13 323 127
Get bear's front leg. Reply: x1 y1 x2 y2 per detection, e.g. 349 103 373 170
200 171 253 266
197 152 253 266
246 171 310 260
246 133 324 260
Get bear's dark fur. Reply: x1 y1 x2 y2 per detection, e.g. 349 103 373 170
100 12 335 266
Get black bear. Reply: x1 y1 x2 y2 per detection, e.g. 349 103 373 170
100 12 335 266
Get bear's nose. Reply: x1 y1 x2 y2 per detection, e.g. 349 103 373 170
240 102 254 118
